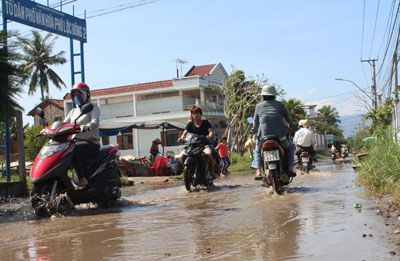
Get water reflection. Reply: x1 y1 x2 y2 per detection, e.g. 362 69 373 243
0 163 395 260
0 214 126 260
178 183 301 260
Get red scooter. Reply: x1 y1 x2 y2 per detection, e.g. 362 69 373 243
30 104 121 217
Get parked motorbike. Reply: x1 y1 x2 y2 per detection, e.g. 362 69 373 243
259 135 293 194
298 149 313 173
30 103 121 217
180 133 214 191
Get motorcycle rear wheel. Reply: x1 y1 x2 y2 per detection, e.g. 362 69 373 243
269 169 282 195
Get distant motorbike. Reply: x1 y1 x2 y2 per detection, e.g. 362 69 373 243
298 149 313 173
30 103 121 217
259 135 293 194
341 151 348 159
331 152 337 162
180 133 214 191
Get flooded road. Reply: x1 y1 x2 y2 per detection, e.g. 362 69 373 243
0 162 397 260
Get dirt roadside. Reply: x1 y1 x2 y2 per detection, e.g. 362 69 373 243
372 194 400 254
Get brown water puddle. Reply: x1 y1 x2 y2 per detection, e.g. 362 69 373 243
0 162 397 260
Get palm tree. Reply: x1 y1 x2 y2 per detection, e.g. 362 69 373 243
19 31 67 100
317 105 340 126
0 30 25 121
281 98 306 126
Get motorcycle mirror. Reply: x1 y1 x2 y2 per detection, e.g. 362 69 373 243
36 108 48 126
81 103 93 114
247 117 254 124
74 103 94 124
36 108 45 119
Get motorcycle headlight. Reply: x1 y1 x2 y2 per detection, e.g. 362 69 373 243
39 143 68 159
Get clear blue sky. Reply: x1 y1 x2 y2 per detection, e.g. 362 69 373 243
2 0 393 130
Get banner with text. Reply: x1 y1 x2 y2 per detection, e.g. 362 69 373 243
2 0 87 42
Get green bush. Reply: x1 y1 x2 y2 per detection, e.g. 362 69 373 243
316 150 331 160
356 132 400 200
229 152 253 172
25 125 48 161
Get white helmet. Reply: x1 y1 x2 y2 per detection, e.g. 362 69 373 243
261 84 277 96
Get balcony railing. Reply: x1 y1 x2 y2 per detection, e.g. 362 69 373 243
101 102 225 120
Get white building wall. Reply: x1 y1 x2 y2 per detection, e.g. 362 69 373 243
173 77 202 88
117 129 185 157
136 96 183 116
209 63 228 87
101 101 134 119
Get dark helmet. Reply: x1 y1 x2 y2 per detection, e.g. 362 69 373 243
71 82 90 107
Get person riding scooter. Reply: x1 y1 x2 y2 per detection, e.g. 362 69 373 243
178 106 219 178
293 119 317 164
64 82 100 190
341 144 349 158
251 84 296 180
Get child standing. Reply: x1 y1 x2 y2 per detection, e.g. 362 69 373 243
216 137 231 177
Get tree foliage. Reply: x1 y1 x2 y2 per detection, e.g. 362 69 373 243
24 124 48 161
0 30 26 122
281 98 306 132
363 98 393 137
19 31 67 100
317 105 341 126
223 70 262 155
312 105 345 148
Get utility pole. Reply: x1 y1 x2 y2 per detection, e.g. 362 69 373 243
394 51 399 142
361 58 378 110
395 53 399 103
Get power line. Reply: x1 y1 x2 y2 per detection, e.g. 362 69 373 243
369 0 381 57
376 0 396 59
303 86 372 102
361 0 366 58
376 1 400 76
85 0 160 19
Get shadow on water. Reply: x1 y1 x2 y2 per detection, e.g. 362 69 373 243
288 186 345 194
189 184 247 193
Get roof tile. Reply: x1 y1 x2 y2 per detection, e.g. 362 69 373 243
65 80 173 100
185 64 216 77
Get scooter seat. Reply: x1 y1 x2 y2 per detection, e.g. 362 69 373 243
84 145 114 167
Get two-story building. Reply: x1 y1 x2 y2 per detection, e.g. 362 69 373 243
63 63 229 157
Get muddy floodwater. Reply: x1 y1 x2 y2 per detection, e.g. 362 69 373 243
0 162 397 260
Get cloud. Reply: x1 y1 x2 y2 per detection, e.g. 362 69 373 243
304 96 368 116
306 88 317 94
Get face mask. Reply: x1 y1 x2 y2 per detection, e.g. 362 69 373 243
73 95 84 107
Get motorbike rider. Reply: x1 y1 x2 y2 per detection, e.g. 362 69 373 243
64 82 100 190
178 106 219 179
341 144 349 157
293 119 317 164
331 145 337 156
251 84 296 180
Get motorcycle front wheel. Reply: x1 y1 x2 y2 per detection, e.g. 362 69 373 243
184 166 193 191
31 181 73 217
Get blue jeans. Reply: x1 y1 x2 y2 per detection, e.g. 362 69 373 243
251 139 294 169
220 157 231 174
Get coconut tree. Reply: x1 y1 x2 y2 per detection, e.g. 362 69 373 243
317 105 340 126
19 31 67 100
281 98 306 128
0 30 25 121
